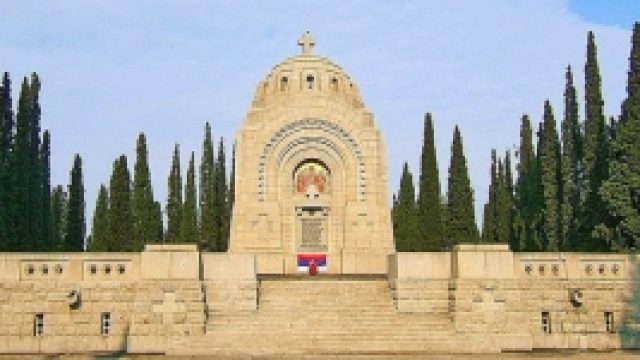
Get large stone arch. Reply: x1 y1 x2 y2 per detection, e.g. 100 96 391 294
258 118 366 202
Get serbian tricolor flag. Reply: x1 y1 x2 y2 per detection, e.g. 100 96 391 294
297 253 327 272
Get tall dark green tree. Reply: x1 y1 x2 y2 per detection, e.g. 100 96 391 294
64 154 85 251
447 126 479 245
40 130 51 251
514 115 543 251
560 65 583 250
50 185 67 251
180 152 198 243
166 144 182 243
88 184 109 252
109 155 134 251
199 123 216 250
601 22 640 250
213 138 229 251
417 113 443 251
0 73 13 250
539 101 561 251
28 74 43 251
504 150 514 246
482 151 511 244
582 31 610 251
394 162 419 251
482 150 498 243
12 78 33 251
133 133 159 249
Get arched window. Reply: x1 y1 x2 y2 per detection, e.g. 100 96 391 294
330 77 338 91
294 160 330 193
306 75 314 90
280 76 288 91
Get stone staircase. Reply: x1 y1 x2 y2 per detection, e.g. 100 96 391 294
168 276 476 356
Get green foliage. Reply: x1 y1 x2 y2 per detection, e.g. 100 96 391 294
539 101 561 251
199 123 216 250
0 73 13 251
513 115 543 251
213 138 229 252
12 78 33 251
446 126 479 246
560 65 583 251
40 130 51 251
482 150 498 243
581 31 610 251
166 144 182 243
108 155 133 251
482 151 513 245
64 154 85 251
50 185 67 251
601 23 640 250
417 113 443 251
88 185 109 252
394 162 420 251
180 152 198 243
133 133 160 249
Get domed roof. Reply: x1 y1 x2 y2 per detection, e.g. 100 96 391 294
251 32 364 108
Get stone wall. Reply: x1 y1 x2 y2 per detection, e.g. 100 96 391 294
389 245 640 351
0 244 638 355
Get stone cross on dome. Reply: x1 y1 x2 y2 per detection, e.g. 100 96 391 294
297 31 315 55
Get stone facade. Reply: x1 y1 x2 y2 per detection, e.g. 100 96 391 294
0 33 638 355
0 244 638 355
230 31 394 275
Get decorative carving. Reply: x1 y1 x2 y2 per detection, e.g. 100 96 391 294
258 119 366 201
585 264 593 276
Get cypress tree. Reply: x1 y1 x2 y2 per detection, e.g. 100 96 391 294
64 154 85 251
582 31 610 251
153 201 163 241
214 138 229 251
199 123 215 250
601 22 640 250
539 101 561 251
446 126 479 245
482 150 498 243
28 74 43 251
109 155 134 251
133 133 159 249
514 115 543 251
495 158 511 244
88 184 110 252
560 65 583 250
394 162 419 251
40 130 51 251
0 73 13 251
180 152 198 243
166 144 182 243
12 78 32 251
50 185 66 251
417 113 443 251
504 150 515 247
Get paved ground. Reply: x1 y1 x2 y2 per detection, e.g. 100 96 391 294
3 352 640 360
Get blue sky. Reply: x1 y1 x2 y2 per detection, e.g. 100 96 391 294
0 1 637 234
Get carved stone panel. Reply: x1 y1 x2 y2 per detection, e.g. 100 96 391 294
296 207 329 251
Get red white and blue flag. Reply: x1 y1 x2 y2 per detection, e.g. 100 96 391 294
297 253 327 272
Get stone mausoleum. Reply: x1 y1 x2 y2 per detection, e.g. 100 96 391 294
0 33 638 356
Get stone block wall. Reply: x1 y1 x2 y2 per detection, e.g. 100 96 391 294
389 245 640 351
